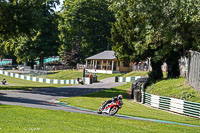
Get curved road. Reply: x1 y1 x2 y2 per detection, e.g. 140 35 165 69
0 77 124 114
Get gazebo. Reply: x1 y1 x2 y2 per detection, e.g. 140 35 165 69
85 50 133 74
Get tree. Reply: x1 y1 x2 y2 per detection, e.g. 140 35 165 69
0 0 60 69
0 0 59 37
58 0 115 67
109 0 200 81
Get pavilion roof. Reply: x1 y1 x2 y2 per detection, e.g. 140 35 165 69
86 50 116 60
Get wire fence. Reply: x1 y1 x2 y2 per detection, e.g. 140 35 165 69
15 65 47 78
187 51 200 91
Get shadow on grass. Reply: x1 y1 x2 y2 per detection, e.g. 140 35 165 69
82 88 129 99
47 71 59 74
0 86 128 100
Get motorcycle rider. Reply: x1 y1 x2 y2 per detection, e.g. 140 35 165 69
102 94 123 109
1 78 6 85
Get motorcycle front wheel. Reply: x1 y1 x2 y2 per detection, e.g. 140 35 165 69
109 106 119 116
97 107 103 114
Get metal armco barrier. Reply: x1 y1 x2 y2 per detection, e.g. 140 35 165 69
142 92 200 118
0 70 85 85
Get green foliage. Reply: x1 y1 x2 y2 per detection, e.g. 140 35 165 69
109 0 200 79
0 0 60 67
58 0 115 66
0 0 59 37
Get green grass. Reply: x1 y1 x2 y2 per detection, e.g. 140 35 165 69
59 83 200 127
95 73 121 80
121 71 148 77
146 77 200 103
46 70 121 80
0 105 199 133
0 74 69 90
46 70 150 80
46 70 83 80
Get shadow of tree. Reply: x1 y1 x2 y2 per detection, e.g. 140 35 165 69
0 93 55 106
82 88 129 99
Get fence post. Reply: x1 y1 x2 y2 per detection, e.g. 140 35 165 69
115 76 118 82
141 83 145 104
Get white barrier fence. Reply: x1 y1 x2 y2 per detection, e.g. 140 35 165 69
143 92 200 118
0 70 93 85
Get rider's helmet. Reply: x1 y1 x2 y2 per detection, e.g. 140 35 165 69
118 94 123 99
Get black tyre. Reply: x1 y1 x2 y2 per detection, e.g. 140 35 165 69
97 107 103 114
109 106 119 116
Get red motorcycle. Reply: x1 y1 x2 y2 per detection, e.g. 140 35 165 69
97 95 123 116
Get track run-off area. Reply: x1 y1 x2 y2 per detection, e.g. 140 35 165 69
0 77 200 128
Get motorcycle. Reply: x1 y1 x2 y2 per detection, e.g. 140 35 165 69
97 97 123 116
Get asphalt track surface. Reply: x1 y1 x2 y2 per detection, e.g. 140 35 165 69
0 77 124 113
0 77 200 128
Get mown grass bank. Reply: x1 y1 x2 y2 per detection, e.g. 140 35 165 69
121 71 148 77
0 75 68 90
146 77 200 103
46 70 83 80
46 70 148 80
46 70 121 80
59 83 200 126
0 104 199 133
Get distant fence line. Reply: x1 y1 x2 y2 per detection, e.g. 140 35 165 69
115 76 147 82
0 70 93 85
187 51 200 90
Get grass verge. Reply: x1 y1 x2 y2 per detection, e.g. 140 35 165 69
146 77 200 103
59 83 200 126
0 74 69 90
46 70 121 80
46 70 150 80
121 71 148 77
0 104 199 133
46 70 83 80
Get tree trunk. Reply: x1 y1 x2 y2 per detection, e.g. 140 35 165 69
166 52 180 78
148 59 163 81
39 56 44 70
30 59 34 69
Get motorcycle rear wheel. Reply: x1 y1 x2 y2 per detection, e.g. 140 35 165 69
109 106 119 116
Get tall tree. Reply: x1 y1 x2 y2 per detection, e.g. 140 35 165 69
0 0 60 69
58 0 115 67
109 0 200 80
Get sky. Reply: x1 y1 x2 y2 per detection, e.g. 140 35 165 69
55 0 64 11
